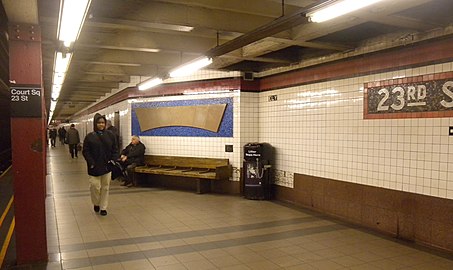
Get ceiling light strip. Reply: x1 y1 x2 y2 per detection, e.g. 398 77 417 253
49 0 92 124
169 57 212 78
138 78 163 91
57 0 92 47
306 0 384 23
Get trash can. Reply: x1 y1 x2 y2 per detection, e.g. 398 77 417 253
243 143 273 200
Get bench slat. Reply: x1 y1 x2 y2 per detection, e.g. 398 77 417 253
135 167 217 179
134 155 232 193
144 155 229 169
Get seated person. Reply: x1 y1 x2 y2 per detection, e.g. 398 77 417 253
119 135 146 187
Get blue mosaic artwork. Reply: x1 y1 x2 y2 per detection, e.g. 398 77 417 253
131 97 233 137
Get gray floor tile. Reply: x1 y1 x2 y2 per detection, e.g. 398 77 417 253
21 146 451 269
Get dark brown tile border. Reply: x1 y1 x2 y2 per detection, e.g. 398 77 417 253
273 173 453 255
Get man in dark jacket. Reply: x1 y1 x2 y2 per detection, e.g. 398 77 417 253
49 128 57 147
119 135 146 187
106 119 120 149
82 113 119 216
66 124 80 158
58 126 66 146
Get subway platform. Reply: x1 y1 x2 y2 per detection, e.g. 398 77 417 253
26 145 453 269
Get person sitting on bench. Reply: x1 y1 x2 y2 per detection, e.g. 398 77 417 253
119 135 146 187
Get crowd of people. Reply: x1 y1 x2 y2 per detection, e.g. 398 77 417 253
48 115 146 217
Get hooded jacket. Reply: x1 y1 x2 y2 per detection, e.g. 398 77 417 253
82 113 119 176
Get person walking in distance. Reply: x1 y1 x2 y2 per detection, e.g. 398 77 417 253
82 113 119 216
106 119 120 149
66 124 80 158
58 126 66 146
49 128 57 147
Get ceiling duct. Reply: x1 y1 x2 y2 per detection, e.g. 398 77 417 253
206 8 310 58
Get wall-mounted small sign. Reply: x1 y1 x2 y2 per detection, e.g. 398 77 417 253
225 144 233 152
364 73 453 119
10 86 42 117
268 95 278 102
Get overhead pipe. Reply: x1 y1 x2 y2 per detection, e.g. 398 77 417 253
205 10 309 58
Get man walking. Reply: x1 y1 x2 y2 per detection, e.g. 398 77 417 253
66 124 80 158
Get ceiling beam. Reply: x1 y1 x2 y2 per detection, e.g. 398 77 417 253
71 60 142 67
88 1 280 34
361 14 440 31
65 74 130 83
268 37 353 51
63 82 120 88
63 90 109 96
291 0 434 41
68 87 113 93
2 0 38 24
76 31 217 54
145 0 302 18
206 9 309 57
219 53 292 64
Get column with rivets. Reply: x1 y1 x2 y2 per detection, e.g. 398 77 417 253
8 22 47 264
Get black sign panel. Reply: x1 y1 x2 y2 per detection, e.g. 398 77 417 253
367 79 453 114
10 86 42 117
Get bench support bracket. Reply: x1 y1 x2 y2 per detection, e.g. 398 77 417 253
196 179 212 194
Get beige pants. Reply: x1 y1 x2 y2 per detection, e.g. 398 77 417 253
89 172 111 211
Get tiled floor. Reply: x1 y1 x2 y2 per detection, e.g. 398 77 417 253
37 146 453 269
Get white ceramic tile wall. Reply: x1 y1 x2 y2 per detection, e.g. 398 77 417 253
134 93 240 179
76 91 243 181
257 62 453 199
238 92 260 182
73 66 453 198
239 91 260 152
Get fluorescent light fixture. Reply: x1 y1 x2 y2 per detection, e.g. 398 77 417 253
169 57 213 78
51 0 90 123
48 112 53 124
51 91 60 100
51 85 62 100
54 52 72 73
138 77 163 91
57 0 92 47
53 72 66 85
50 100 57 112
307 0 384 23
52 84 62 92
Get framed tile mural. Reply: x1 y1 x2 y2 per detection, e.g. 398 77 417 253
131 97 233 137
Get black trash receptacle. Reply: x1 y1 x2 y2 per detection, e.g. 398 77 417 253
243 143 273 200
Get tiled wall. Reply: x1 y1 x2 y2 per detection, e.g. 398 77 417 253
239 92 260 156
136 93 240 171
74 61 453 199
257 62 453 200
76 90 243 182
71 50 453 252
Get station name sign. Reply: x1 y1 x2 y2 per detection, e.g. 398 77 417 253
364 73 453 119
10 86 42 117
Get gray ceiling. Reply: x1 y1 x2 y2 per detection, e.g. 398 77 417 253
5 0 453 120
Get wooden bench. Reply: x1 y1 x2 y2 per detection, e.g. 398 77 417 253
133 155 232 193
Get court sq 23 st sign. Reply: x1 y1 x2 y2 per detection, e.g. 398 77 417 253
10 86 42 117
364 74 453 119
